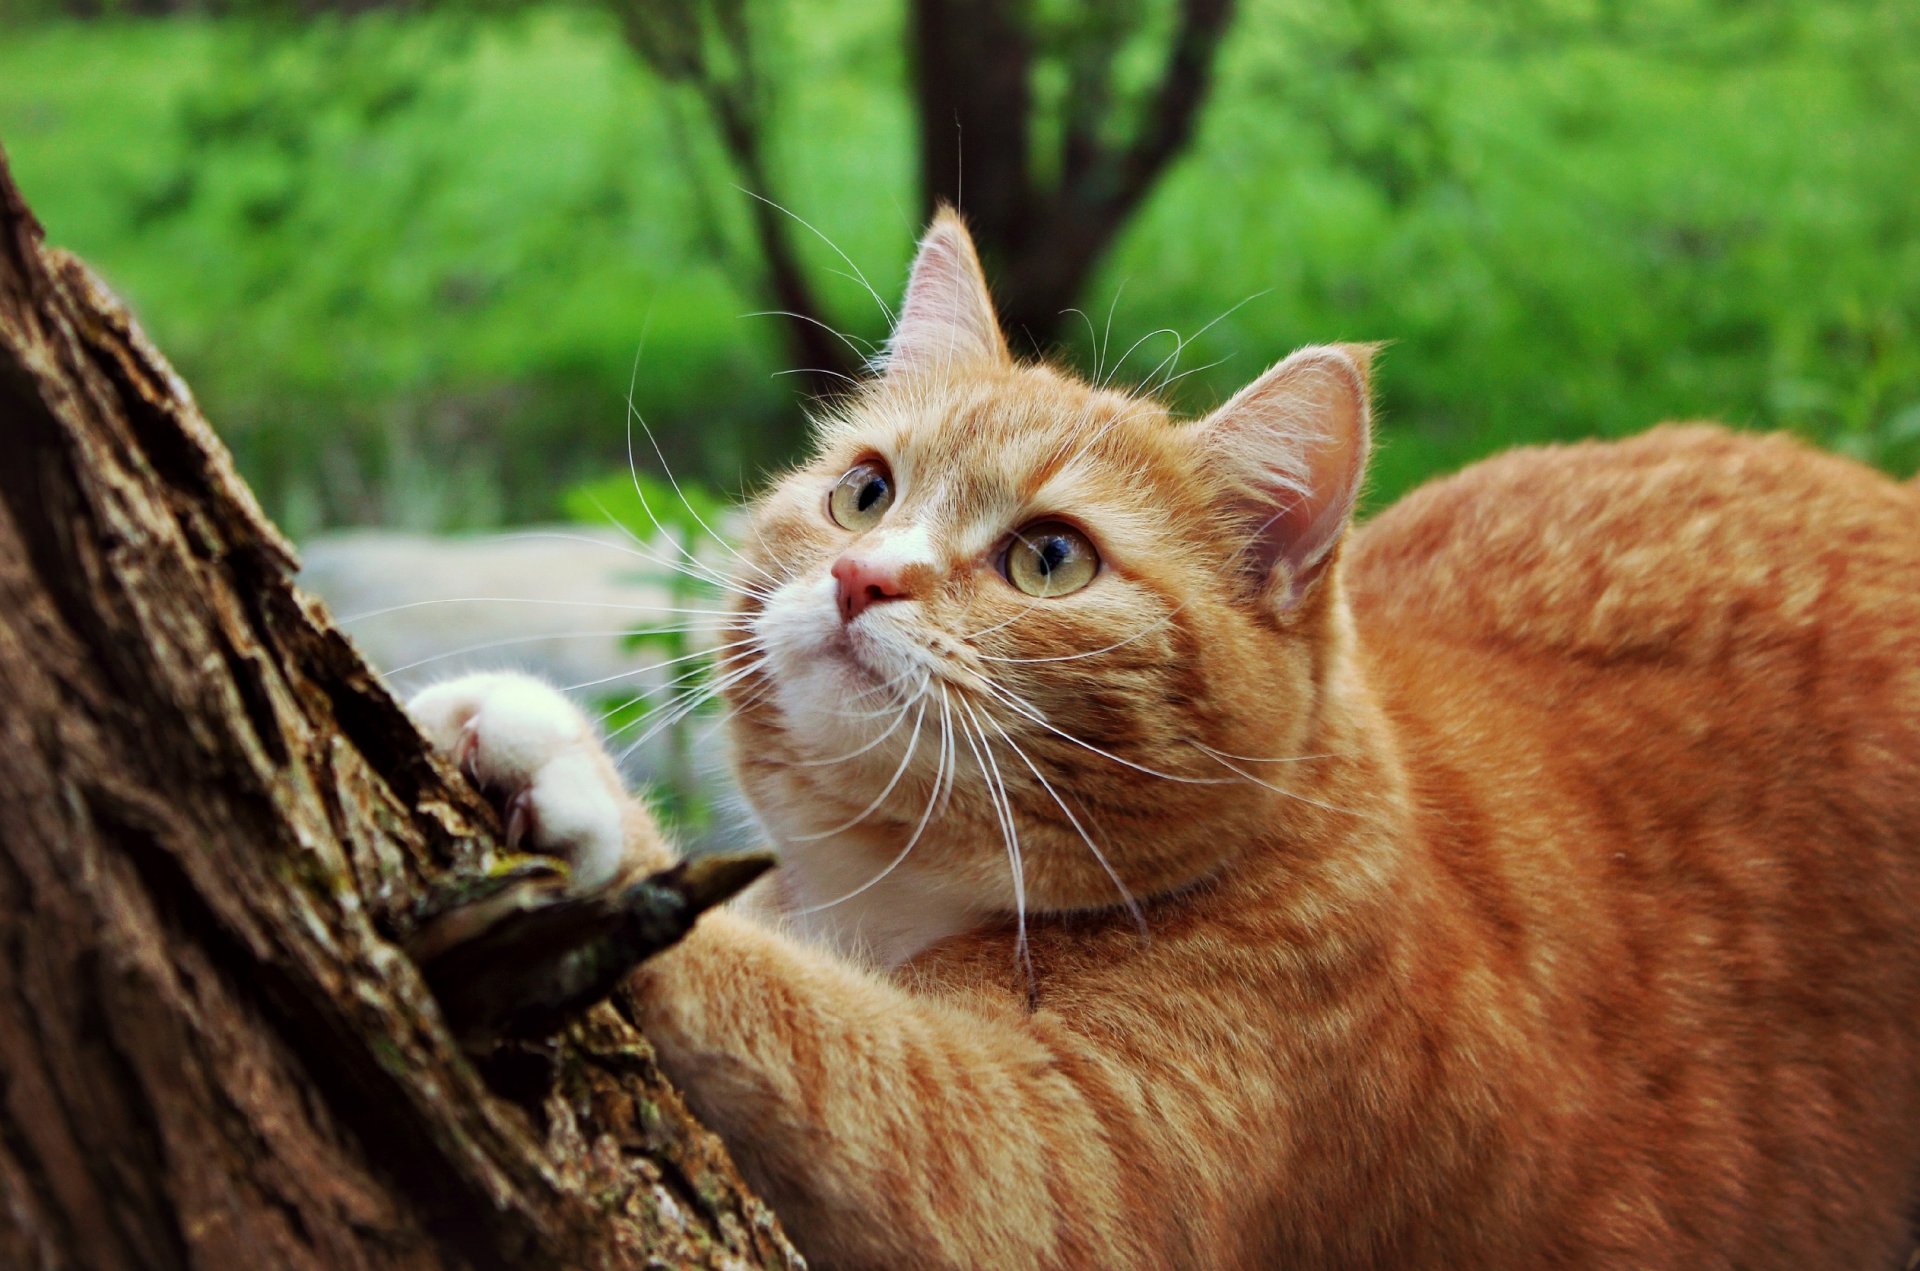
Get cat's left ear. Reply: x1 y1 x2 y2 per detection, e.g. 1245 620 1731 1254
1195 343 1375 606
879 207 1012 376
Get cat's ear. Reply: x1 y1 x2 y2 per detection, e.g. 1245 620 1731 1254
1196 343 1375 606
880 207 1011 375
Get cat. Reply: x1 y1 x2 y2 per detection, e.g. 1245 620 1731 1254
408 209 1920 1269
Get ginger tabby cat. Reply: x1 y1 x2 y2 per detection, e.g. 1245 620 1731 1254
410 211 1920 1268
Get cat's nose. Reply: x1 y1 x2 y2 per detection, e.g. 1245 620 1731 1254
831 554 912 623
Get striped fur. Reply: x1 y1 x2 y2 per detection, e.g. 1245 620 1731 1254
617 215 1920 1268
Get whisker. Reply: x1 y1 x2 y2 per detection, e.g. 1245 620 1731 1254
377 625 741 677
624 389 784 591
578 492 766 605
617 347 750 600
789 694 928 841
1187 740 1379 820
562 635 760 697
1059 306 1101 375
735 188 896 325
1099 326 1180 391
339 596 747 624
773 366 865 388
791 685 953 916
959 593 1047 642
1140 288 1270 400
1098 279 1127 385
744 309 879 360
792 672 934 765
613 658 766 764
968 675 1229 787
596 646 759 725
975 605 1185 664
1150 354 1230 396
1184 743 1348 764
482 528 771 600
978 707 1148 941
954 693 1035 1000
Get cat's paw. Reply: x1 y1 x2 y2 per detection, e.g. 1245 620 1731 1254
408 671 665 890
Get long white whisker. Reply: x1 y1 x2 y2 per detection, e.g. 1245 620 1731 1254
792 672 933 765
976 605 1184 664
1185 744 1347 764
735 188 895 325
613 659 765 763
954 694 1034 997
1098 280 1127 385
618 348 750 598
1140 288 1271 399
340 597 747 624
1150 354 1230 397
969 675 1229 786
959 593 1048 641
581 491 762 604
979 707 1148 940
596 646 761 724
624 389 784 591
744 308 879 359
562 636 760 696
483 528 772 601
1060 306 1101 374
791 687 952 916
1100 326 1179 391
790 695 928 841
773 366 865 388
378 625 742 677
1186 740 1378 820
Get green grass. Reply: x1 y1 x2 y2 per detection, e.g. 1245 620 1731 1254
2 2 1917 535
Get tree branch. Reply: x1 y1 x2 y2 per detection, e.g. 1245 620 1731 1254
611 0 859 401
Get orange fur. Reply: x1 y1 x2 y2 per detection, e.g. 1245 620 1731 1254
619 213 1920 1268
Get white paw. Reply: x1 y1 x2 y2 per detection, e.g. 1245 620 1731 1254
409 671 635 891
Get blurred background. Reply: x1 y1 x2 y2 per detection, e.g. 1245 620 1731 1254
3 0 1918 822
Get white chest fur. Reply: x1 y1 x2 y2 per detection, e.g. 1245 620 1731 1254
766 835 983 968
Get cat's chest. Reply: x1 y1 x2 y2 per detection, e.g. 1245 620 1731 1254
772 839 983 967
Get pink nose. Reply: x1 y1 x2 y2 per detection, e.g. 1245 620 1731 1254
831 554 911 623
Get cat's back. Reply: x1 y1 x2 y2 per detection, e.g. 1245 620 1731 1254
1343 424 1920 1267
1347 422 1920 667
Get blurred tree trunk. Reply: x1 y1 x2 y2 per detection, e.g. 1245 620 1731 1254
617 0 1236 391
912 0 1237 349
0 149 801 1270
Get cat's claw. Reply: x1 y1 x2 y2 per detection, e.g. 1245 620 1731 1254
408 671 651 892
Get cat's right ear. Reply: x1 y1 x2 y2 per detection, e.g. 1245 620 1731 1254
1195 344 1375 607
879 208 1011 376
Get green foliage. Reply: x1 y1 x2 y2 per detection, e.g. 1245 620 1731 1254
2 0 1917 541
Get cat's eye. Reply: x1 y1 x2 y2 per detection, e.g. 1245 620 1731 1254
1004 522 1099 598
828 460 895 531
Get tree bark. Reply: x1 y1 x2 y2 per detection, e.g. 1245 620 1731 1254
0 146 801 1270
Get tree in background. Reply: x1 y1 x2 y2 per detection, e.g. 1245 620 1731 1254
618 0 1237 394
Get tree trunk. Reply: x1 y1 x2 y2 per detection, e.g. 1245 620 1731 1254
0 147 801 1270
915 0 1237 355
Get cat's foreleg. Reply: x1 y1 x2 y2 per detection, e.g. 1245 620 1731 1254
628 912 1153 1269
408 673 1148 1269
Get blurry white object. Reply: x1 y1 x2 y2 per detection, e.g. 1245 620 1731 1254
298 526 736 811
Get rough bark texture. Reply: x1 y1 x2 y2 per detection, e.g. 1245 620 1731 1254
0 147 801 1270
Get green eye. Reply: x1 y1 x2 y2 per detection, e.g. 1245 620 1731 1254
1004 522 1098 598
828 460 895 530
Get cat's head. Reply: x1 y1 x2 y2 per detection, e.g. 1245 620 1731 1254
726 210 1373 925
